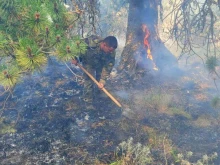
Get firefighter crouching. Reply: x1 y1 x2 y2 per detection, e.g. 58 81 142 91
72 35 118 110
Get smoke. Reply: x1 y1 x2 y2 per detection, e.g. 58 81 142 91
98 0 220 97
99 0 128 65
115 90 130 100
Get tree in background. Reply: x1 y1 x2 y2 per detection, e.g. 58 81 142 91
117 0 166 78
100 0 220 81
163 0 220 77
1 0 220 91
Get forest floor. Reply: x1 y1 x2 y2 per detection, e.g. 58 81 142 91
0 57 220 164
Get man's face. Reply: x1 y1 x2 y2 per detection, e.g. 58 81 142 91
101 42 115 54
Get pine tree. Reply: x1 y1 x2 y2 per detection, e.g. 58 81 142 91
0 0 87 89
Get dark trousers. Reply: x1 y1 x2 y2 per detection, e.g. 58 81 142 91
82 64 102 103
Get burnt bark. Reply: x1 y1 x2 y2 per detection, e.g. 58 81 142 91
118 0 176 78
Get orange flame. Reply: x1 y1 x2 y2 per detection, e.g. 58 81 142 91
142 24 158 70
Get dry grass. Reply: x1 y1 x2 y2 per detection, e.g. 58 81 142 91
131 87 191 120
192 114 218 128
55 79 66 88
193 93 208 101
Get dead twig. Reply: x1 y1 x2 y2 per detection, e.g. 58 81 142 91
64 62 83 83
0 90 12 117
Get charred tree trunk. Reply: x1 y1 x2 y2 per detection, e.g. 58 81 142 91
118 0 176 78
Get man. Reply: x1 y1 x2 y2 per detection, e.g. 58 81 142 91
72 35 118 110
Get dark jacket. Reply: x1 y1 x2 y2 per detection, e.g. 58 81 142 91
80 35 116 84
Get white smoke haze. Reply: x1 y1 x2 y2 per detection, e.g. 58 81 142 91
70 1 220 163
98 1 220 113
100 0 220 118
1 1 220 165
114 90 130 100
99 0 128 66
99 2 220 123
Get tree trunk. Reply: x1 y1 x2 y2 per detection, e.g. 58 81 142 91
118 0 176 78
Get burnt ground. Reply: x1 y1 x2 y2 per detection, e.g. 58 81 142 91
0 59 220 164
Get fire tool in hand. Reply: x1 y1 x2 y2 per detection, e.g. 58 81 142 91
77 63 122 108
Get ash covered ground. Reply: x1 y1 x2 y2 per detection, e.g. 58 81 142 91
0 58 220 164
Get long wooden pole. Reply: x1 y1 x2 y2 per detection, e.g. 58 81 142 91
77 63 122 108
